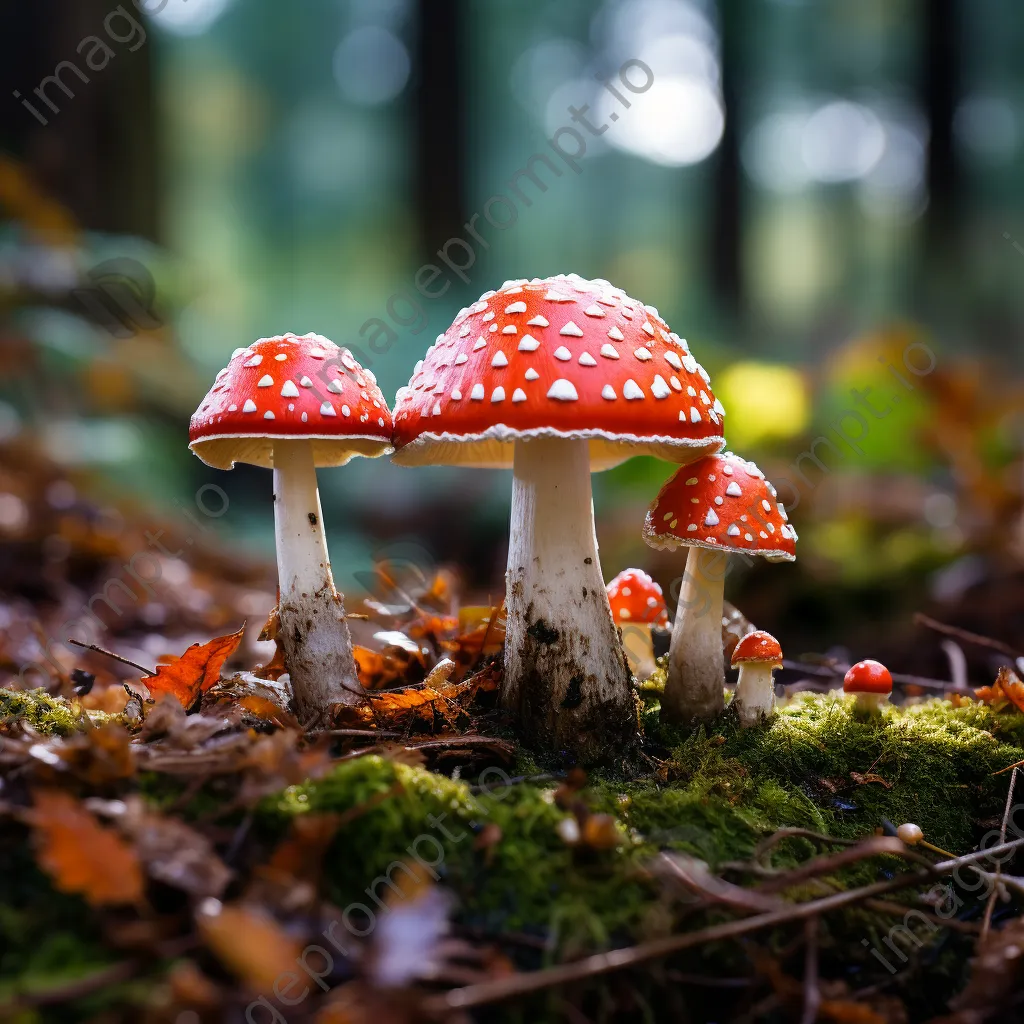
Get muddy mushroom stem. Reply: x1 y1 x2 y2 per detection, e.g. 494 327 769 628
644 452 796 726
188 333 393 725
731 630 783 726
391 274 726 765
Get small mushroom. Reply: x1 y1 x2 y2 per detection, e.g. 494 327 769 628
895 822 957 859
188 333 393 724
643 452 796 725
606 568 668 680
731 630 783 726
843 659 893 713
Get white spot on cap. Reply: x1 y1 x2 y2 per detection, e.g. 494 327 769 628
264 410 275 420
518 334 540 352
545 290 574 302
473 337 487 351
633 348 652 362
767 523 776 533
242 400 257 413
378 417 385 427
455 353 469 365
607 326 624 342
697 363 711 383
342 405 351 416
459 325 471 337
727 525 741 537
745 533 754 542
559 321 584 337
600 344 620 360
686 477 698 485
505 301 527 314
547 379 578 401
601 384 616 400
583 305 605 317
502 325 517 335
309 349 326 358
700 391 711 405
489 324 498 333
512 388 527 403
470 384 485 401
778 505 789 521
482 311 495 322
492 351 509 368
670 376 682 391
245 354 263 367
258 374 274 387
623 379 644 400
432 401 441 416
232 347 247 358
281 380 299 398
578 352 597 367
228 403 237 412
713 398 725 416
726 482 742 497
687 524 699 532
275 353 287 361
722 464 734 475
320 402 336 417
415 360 424 373
642 322 655 336
524 368 539 381
300 376 313 387
762 499 773 513
527 314 549 327
554 346 572 361
664 351 683 371
491 386 506 402
682 354 698 373
651 375 671 399
705 509 720 527
714 496 724 505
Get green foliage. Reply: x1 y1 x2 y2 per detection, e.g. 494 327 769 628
0 689 85 736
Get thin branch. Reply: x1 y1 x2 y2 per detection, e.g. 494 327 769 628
67 640 155 676
800 918 820 1024
981 766 1019 941
915 613 1023 661
423 836 1024 1014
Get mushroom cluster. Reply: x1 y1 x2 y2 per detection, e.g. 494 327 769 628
187 275 799 759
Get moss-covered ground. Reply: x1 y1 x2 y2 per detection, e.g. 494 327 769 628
4 690 1024 1021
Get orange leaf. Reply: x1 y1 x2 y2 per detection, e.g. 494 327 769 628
26 790 143 906
198 903 301 989
146 625 245 707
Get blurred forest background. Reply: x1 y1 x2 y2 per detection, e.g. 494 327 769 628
2 0 1023 684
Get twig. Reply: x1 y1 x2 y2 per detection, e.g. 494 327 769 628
801 918 820 1024
940 640 969 690
864 898 982 935
981 766 1019 941
915 613 1023 661
755 837 916 894
67 640 155 676
318 728 402 739
422 836 1024 1014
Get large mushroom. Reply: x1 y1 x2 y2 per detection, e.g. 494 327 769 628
391 274 725 764
643 452 796 726
606 568 669 680
189 332 393 724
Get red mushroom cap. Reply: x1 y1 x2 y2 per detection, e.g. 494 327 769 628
606 569 669 627
391 274 726 469
731 630 783 667
843 660 893 695
643 452 797 562
189 333 393 469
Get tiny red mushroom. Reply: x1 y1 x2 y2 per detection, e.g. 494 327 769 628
391 274 725 765
606 568 668 680
643 452 796 725
731 630 783 726
189 333 393 723
844 659 893 711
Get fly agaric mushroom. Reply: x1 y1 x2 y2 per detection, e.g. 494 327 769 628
731 630 783 726
189 333 393 724
643 452 796 726
391 274 725 765
607 568 668 680
844 659 893 712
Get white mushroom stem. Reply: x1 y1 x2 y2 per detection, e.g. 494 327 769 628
620 624 657 681
503 437 636 764
662 546 727 725
855 692 889 712
272 438 362 723
733 662 778 726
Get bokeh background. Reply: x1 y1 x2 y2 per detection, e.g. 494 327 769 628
2 0 1023 683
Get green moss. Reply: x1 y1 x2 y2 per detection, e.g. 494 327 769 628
0 688 86 735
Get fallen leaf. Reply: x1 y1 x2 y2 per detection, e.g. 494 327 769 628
197 902 301 990
850 772 893 789
146 625 245 708
26 789 144 906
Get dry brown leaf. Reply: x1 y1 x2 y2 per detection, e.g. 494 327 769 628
26 789 144 906
197 903 302 990
146 625 245 707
